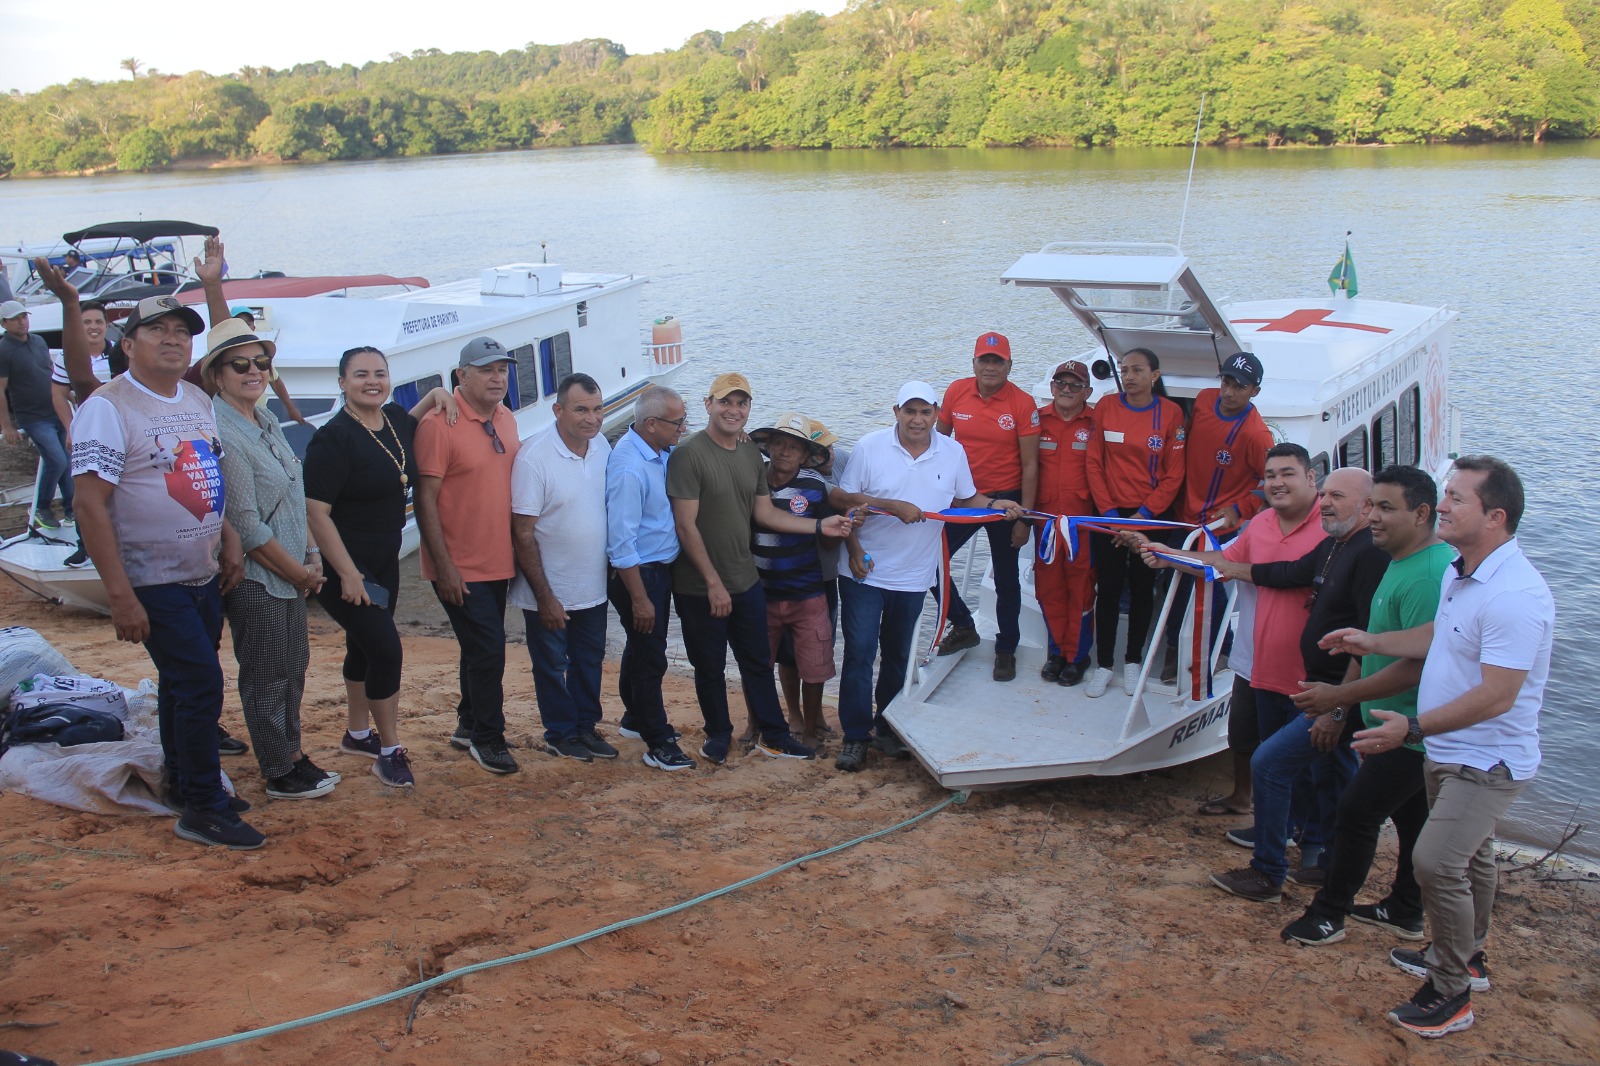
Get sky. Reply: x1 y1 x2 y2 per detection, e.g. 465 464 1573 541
8 0 846 95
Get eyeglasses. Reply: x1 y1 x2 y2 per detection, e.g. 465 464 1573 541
224 355 273 374
650 415 689 432
1051 378 1090 392
481 419 506 454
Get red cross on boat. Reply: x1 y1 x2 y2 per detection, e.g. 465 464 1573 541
1229 308 1392 334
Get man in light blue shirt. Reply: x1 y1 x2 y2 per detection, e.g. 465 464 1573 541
605 386 692 771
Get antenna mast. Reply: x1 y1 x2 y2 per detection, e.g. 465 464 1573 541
1176 94 1207 252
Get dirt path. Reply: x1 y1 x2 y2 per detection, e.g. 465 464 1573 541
0 580 1596 1066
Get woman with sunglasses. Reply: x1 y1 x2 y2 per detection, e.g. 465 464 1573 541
304 346 456 789
204 320 340 800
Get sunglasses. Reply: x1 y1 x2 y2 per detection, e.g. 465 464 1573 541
224 355 273 374
1051 378 1090 392
482 419 506 454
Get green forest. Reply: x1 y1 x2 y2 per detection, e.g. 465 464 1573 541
2 0 1596 176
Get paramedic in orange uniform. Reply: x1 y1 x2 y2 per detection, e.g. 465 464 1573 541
1034 359 1098 686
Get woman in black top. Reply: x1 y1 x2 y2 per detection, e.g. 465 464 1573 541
305 346 453 790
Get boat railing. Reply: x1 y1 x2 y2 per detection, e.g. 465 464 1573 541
646 340 684 367
1317 305 1454 402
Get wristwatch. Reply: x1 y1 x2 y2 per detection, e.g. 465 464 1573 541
1329 706 1346 723
1404 719 1425 747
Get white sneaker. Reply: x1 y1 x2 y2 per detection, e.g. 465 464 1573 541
1085 667 1113 698
1123 663 1142 694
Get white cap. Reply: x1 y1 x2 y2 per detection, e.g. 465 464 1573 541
895 380 939 407
0 300 26 321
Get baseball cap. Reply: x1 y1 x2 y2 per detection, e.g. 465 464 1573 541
459 336 513 367
121 294 205 336
198 319 277 376
1051 360 1090 383
974 331 1011 361
1220 351 1264 387
750 411 828 464
896 380 940 407
709 372 753 400
0 300 27 320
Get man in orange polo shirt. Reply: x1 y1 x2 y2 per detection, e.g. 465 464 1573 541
414 337 522 776
935 331 1039 681
1035 359 1097 685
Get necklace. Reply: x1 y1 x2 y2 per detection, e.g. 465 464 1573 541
356 408 408 486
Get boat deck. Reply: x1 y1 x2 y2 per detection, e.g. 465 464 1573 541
0 535 109 614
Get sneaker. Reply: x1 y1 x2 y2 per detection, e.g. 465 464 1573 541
217 728 249 756
340 730 382 758
1390 945 1490 992
619 723 682 742
1387 980 1474 1038
835 739 869 772
1058 660 1088 687
577 730 619 759
469 739 520 775
936 625 980 657
1040 655 1067 682
1286 865 1327 889
372 747 416 788
544 736 594 762
1085 667 1114 698
448 727 472 750
223 792 252 814
1281 908 1345 946
266 765 337 799
1209 865 1283 903
174 806 267 850
872 729 910 760
700 736 730 765
1351 902 1425 940
61 514 76 527
294 755 340 784
1122 663 1141 694
643 742 695 771
755 733 815 760
992 652 1017 682
64 547 91 568
31 512 60 531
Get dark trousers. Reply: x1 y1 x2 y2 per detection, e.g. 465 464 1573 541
223 579 309 780
436 578 509 745
609 564 675 748
21 418 73 517
1311 743 1430 921
316 567 403 701
838 580 926 743
674 582 789 743
942 486 1023 654
1093 521 1159 667
134 578 227 812
523 602 607 743
1250 691 1358 882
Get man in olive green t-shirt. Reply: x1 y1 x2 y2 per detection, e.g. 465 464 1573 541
1281 465 1456 946
666 373 853 765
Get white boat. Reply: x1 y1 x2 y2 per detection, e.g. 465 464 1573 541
0 257 689 613
885 241 1459 790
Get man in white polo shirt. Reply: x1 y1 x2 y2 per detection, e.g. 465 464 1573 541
832 380 1023 772
1331 455 1554 1039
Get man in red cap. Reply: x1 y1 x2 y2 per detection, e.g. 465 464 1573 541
934 331 1039 681
1034 360 1097 685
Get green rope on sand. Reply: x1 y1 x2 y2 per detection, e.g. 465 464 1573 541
81 789 969 1066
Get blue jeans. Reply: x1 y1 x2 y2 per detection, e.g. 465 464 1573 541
674 582 789 743
942 487 1022 654
437 579 508 745
1249 695 1358 883
839 580 926 743
608 564 675 748
134 579 227 812
21 418 73 517
522 603 607 743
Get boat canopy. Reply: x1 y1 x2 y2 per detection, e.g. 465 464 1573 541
1002 241 1246 381
174 275 430 301
62 221 219 245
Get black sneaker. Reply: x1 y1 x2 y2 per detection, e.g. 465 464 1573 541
371 747 415 788
755 733 815 760
642 742 694 771
1286 865 1327 889
545 736 594 762
217 728 249 756
266 765 337 799
295 755 341 785
1209 865 1283 903
64 547 91 568
872 728 911 760
835 739 869 772
1387 980 1474 1038
1351 901 1425 940
992 652 1017 682
1225 825 1255 848
174 806 267 850
469 739 520 775
1058 660 1088 687
699 736 730 765
936 625 980 656
340 730 382 758
1390 945 1490 992
1281 908 1345 946
578 730 619 759
448 727 472 750
1040 655 1067 682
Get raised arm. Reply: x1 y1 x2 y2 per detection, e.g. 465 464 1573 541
194 236 232 327
35 258 100 402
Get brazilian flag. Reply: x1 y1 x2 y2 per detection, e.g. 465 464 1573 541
1328 241 1358 297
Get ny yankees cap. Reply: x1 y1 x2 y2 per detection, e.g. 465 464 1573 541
1220 351 1264 387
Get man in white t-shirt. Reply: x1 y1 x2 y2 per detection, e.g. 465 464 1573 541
831 380 1022 772
511 372 615 763
1332 456 1554 1039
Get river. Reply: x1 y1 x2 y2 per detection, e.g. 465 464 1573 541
5 141 1597 860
